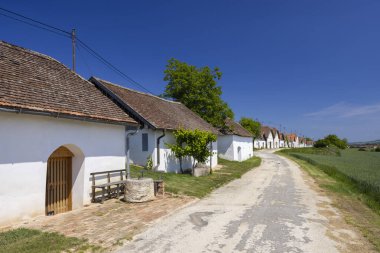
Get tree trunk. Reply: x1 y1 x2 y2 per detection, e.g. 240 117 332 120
192 160 197 176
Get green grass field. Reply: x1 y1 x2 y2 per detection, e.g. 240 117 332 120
280 148 380 205
130 157 261 198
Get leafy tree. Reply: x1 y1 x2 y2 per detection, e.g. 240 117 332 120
239 117 262 147
163 58 234 128
166 128 217 175
314 134 348 149
314 139 329 148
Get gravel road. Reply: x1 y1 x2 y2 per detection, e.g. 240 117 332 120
117 150 371 253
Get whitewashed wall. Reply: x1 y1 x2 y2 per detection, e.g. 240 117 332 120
254 139 266 149
130 128 218 173
279 140 285 148
128 127 156 167
233 135 253 161
273 133 279 149
217 135 234 160
0 112 126 226
266 133 274 149
218 135 253 161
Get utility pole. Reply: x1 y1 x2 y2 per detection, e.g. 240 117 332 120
71 29 76 72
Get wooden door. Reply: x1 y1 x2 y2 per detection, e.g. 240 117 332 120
46 146 73 215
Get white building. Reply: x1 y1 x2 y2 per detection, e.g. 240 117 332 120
90 77 219 173
279 133 285 148
218 118 253 161
272 128 280 149
262 126 274 149
254 138 266 149
0 42 138 225
286 134 299 148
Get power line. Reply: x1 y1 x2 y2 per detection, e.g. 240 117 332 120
0 7 70 35
76 43 93 76
0 12 70 38
0 6 154 94
77 39 153 94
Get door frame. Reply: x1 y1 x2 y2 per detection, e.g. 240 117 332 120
45 146 73 215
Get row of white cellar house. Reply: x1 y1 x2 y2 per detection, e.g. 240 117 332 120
0 41 311 225
254 127 313 149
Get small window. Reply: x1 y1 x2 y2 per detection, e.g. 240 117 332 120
142 133 148 151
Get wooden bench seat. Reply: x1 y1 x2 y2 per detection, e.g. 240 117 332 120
92 180 127 203
91 169 165 203
91 170 127 203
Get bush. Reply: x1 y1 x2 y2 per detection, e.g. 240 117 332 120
145 156 153 170
314 139 329 148
375 147 380 152
166 128 217 174
358 148 367 151
314 134 348 149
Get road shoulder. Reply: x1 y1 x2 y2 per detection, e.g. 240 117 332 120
279 152 378 252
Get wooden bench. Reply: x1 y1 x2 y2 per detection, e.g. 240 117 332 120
91 169 127 203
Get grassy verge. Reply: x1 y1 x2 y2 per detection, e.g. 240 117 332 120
0 228 102 253
280 150 380 211
130 157 261 198
278 152 380 251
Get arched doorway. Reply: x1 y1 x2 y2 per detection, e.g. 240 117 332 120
46 146 73 216
237 146 242 161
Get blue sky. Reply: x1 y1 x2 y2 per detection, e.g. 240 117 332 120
1 0 379 142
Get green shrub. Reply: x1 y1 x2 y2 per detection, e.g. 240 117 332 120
145 156 153 170
166 128 217 174
314 134 348 149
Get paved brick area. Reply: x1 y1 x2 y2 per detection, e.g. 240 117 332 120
11 195 195 249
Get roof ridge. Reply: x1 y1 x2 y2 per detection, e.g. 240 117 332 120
0 41 96 88
92 77 183 105
1 40 65 66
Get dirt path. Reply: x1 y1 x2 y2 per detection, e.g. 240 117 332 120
117 151 373 253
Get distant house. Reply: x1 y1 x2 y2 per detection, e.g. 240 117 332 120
287 134 299 148
254 136 266 149
261 126 274 149
279 133 285 148
218 118 253 161
272 128 280 149
90 77 219 173
306 140 314 147
299 137 305 148
0 41 138 225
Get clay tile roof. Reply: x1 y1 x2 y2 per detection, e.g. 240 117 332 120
286 133 297 142
0 41 137 125
261 126 272 139
90 77 220 134
221 118 253 137
271 128 279 137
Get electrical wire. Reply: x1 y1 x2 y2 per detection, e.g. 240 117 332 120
0 12 70 38
76 43 93 76
77 39 154 94
0 7 70 35
0 6 154 94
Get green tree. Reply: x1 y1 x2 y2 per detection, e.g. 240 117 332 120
314 134 348 149
163 58 234 128
166 128 217 175
239 117 261 140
